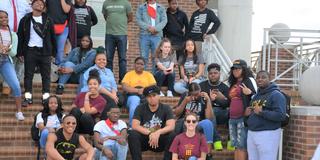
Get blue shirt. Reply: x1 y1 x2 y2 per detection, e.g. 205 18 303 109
81 65 117 92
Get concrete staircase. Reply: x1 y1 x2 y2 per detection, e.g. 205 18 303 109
0 83 234 160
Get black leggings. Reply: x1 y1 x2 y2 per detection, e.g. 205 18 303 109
70 107 95 135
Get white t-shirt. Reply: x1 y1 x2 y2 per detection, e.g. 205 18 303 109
93 119 127 146
149 3 157 27
28 16 43 47
36 112 61 129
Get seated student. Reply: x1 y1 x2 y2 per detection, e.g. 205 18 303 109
121 57 156 125
56 35 96 95
36 95 64 148
199 63 231 151
70 69 106 135
174 39 205 94
80 47 119 120
170 113 208 160
154 38 176 97
128 85 175 160
174 82 214 159
93 106 128 160
46 115 94 160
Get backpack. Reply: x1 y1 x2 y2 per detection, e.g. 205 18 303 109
31 112 48 142
280 91 291 128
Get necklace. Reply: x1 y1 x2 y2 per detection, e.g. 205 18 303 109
208 80 221 87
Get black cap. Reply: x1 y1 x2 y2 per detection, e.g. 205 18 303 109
231 59 247 69
143 85 160 97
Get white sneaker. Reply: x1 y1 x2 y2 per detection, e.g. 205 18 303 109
15 112 25 121
167 90 173 97
160 91 165 97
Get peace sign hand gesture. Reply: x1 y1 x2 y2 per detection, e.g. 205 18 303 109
240 83 252 95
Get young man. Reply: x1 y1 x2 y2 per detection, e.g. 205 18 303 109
128 85 175 160
163 0 188 61
136 0 167 72
94 106 128 160
188 0 220 55
102 0 133 82
199 63 232 151
17 0 56 105
46 115 94 160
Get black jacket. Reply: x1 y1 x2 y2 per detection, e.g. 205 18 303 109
163 8 188 45
240 77 257 110
17 13 56 57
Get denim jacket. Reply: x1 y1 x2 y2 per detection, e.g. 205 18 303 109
62 48 96 74
135 2 167 37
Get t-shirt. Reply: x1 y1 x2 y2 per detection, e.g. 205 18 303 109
229 83 244 119
121 70 156 88
179 54 204 76
28 16 43 47
74 5 97 40
199 80 230 108
93 119 127 145
155 54 177 69
133 103 174 131
36 112 61 129
102 0 132 35
73 92 106 114
46 0 72 24
177 93 207 121
169 133 208 159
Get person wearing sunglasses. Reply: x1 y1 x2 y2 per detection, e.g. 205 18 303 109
46 114 94 160
174 82 214 159
170 112 208 160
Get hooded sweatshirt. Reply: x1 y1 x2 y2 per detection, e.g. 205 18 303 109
247 82 286 131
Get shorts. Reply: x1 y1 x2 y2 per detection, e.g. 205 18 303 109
229 117 247 149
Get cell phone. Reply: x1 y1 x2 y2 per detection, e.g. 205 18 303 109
166 69 172 72
212 89 219 92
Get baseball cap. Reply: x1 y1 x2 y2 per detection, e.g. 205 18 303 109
231 59 247 69
143 85 160 97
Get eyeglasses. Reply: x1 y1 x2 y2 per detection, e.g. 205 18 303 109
186 120 197 124
110 112 121 115
66 122 76 125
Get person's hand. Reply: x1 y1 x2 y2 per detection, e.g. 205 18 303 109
201 92 210 101
148 26 156 34
61 67 73 74
253 105 263 114
117 137 127 146
189 77 195 83
163 69 169 75
110 93 119 104
148 131 160 149
244 107 253 116
209 89 217 101
240 83 252 95
102 147 113 159
137 88 144 95
80 107 85 113
184 96 193 104
203 33 208 40
18 56 24 63
183 76 188 82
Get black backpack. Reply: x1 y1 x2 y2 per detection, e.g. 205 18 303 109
280 91 291 128
31 112 48 142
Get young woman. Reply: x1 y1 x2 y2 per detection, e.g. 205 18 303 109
228 59 257 160
56 35 96 95
170 113 208 160
154 38 176 97
70 69 106 135
0 10 24 120
174 39 205 94
36 95 64 148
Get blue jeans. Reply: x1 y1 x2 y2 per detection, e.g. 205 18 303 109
105 34 127 81
55 27 69 65
139 35 161 73
198 119 214 144
174 79 203 94
154 70 175 91
229 118 247 149
0 59 21 97
212 107 229 142
58 61 76 86
96 141 128 160
126 95 141 126
39 128 50 148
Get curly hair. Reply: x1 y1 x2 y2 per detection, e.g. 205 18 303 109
41 95 64 119
228 65 254 87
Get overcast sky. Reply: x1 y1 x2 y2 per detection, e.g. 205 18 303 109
251 0 320 51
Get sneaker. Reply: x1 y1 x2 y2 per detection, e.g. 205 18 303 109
15 112 25 121
160 91 165 97
227 140 235 151
167 90 173 97
42 93 50 104
214 140 223 151
55 85 64 95
206 154 213 160
22 98 33 107
2 86 11 95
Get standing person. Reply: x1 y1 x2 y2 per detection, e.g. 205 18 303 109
102 0 132 83
0 0 31 95
0 10 24 120
199 63 231 151
46 0 72 65
154 38 176 97
55 35 96 95
17 0 56 106
245 71 286 160
170 113 208 160
187 0 220 56
46 115 95 160
68 0 98 48
121 57 156 125
93 106 128 160
174 39 205 94
228 59 257 160
136 0 167 72
163 0 188 61
128 85 175 160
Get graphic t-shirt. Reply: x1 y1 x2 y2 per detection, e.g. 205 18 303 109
229 83 244 119
177 93 207 120
54 128 79 160
169 133 208 159
155 54 177 69
179 54 204 77
94 119 127 145
133 103 174 132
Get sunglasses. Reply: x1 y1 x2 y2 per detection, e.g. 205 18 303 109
186 120 197 124
66 122 76 125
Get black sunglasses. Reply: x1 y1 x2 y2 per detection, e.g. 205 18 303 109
186 120 197 124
